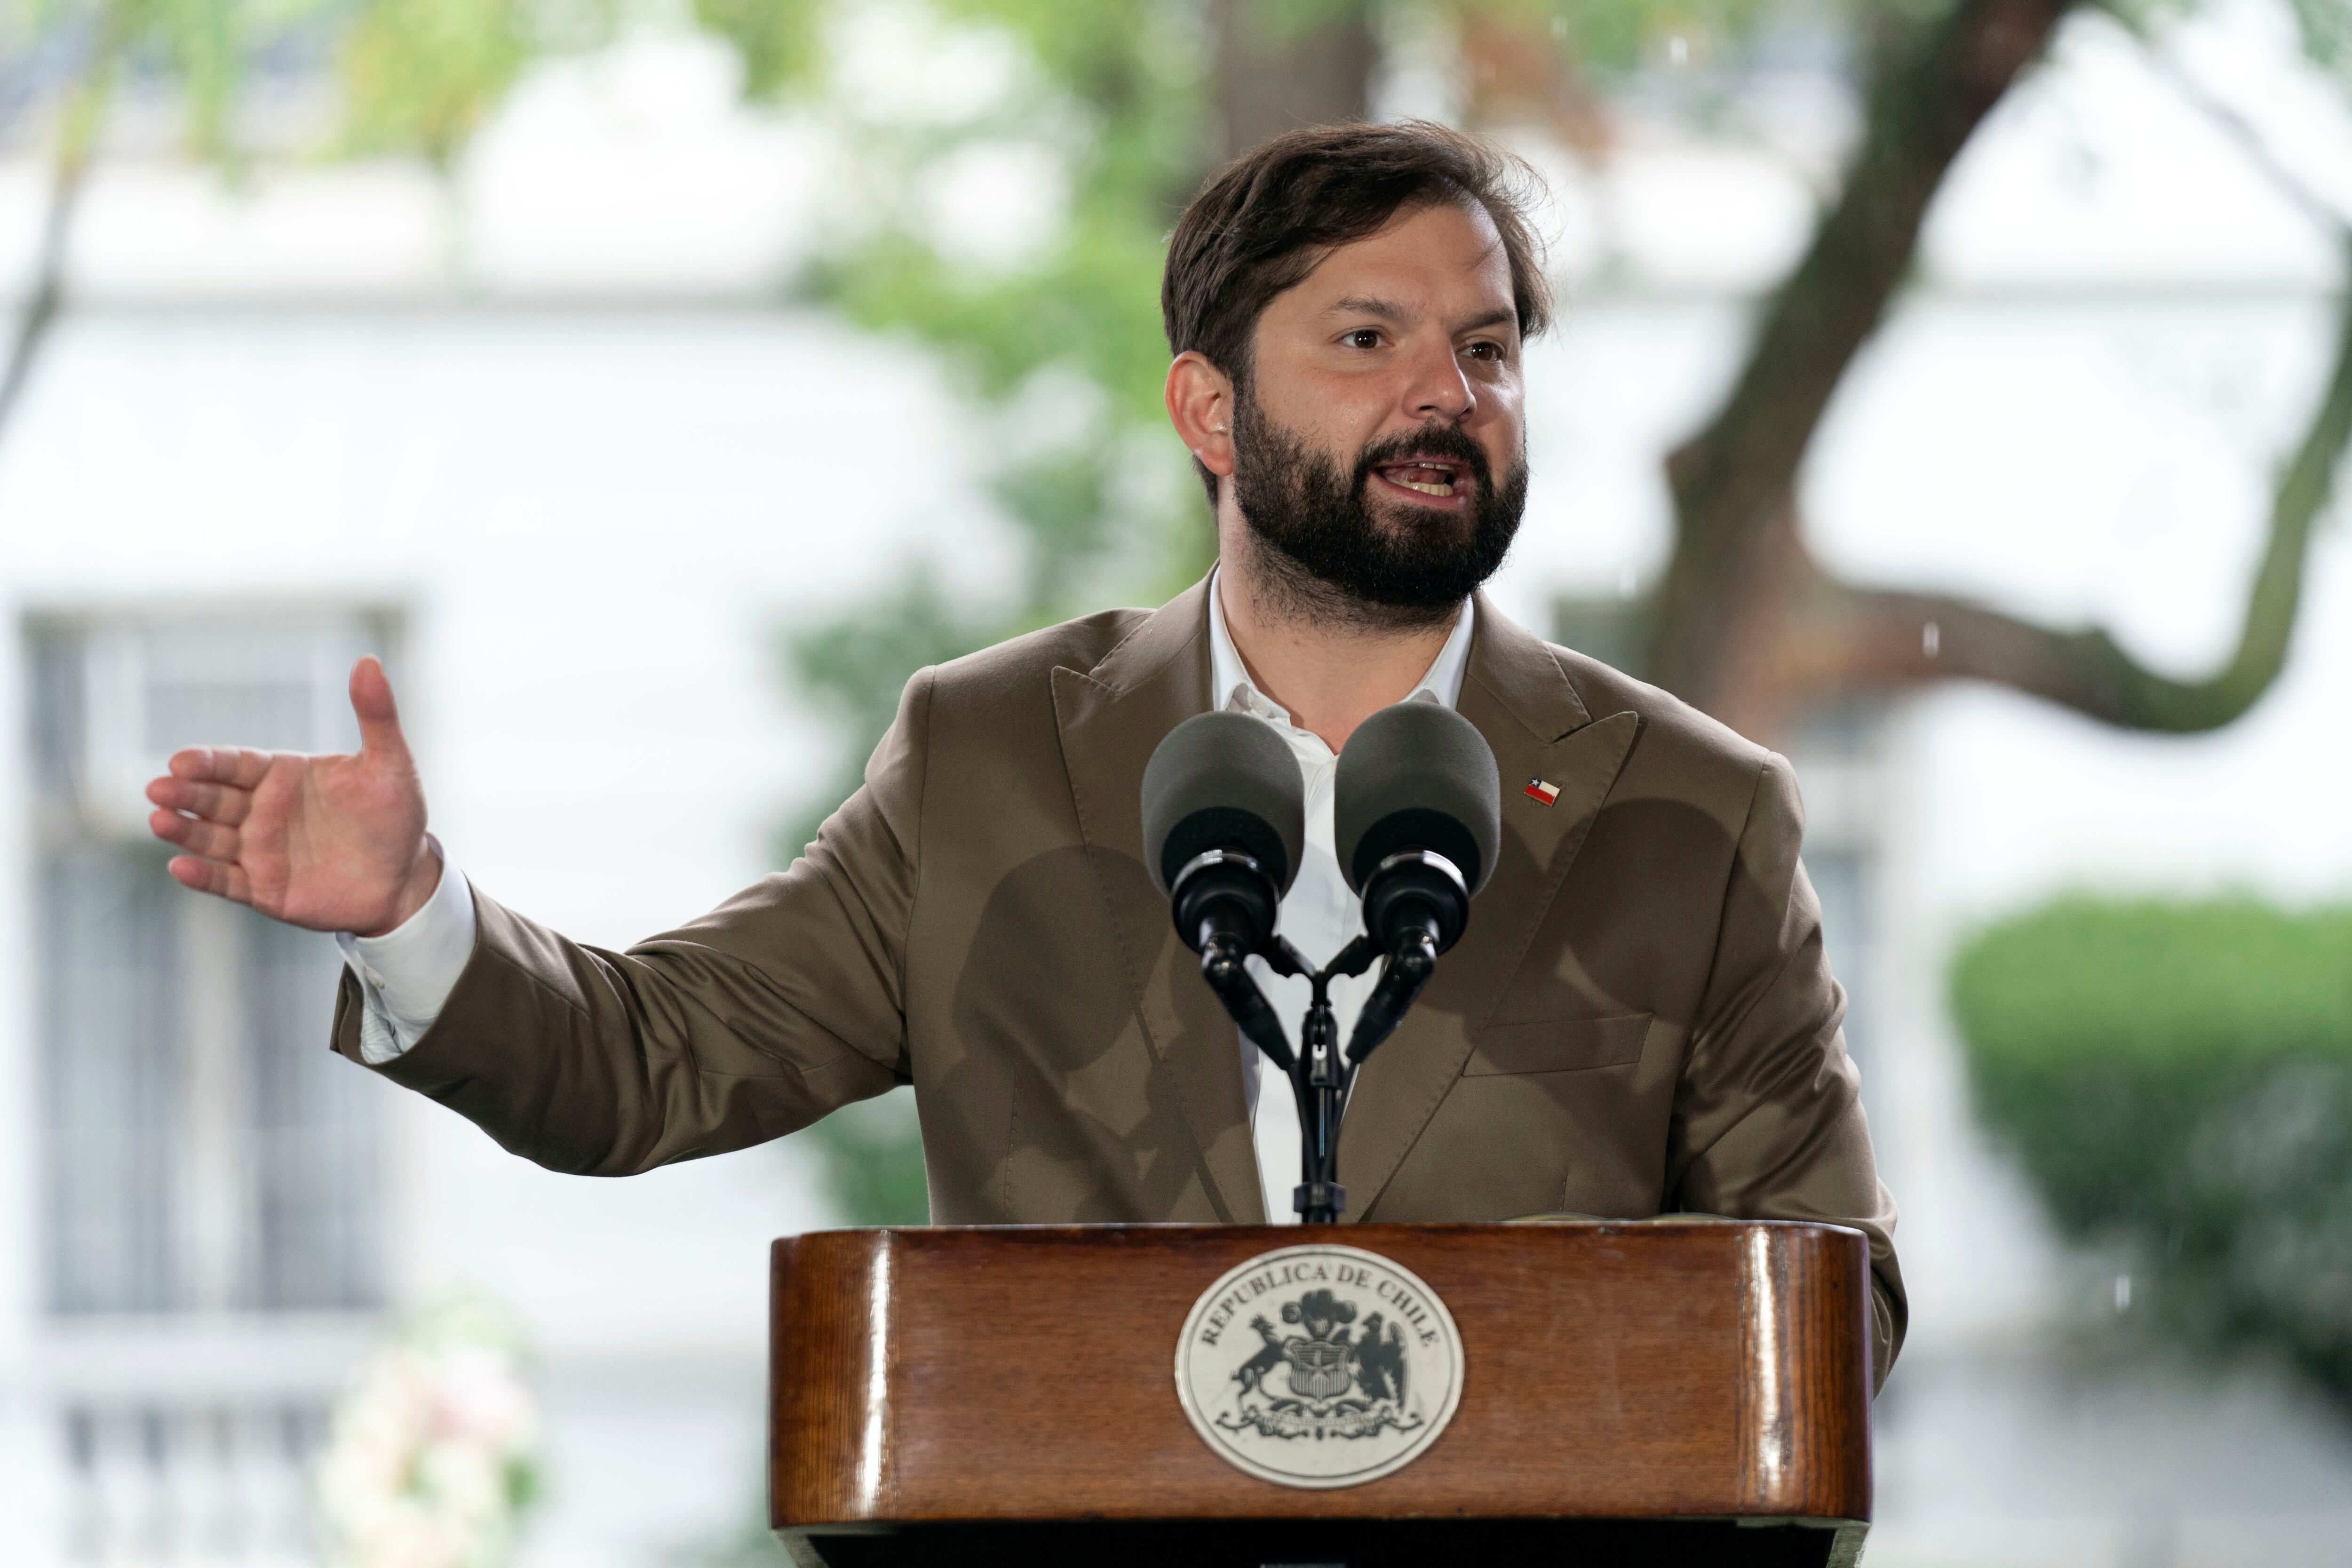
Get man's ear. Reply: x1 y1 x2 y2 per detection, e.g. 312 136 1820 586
1164 351 1237 482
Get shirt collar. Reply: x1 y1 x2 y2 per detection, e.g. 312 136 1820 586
1206 565 1474 730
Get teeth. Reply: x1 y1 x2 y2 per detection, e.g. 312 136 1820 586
1383 467 1455 496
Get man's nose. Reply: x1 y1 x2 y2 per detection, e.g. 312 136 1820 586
1401 337 1475 424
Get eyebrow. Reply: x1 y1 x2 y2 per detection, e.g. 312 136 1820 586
1325 295 1518 335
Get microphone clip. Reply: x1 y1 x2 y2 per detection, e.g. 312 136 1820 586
1344 848 1465 1069
1197 932 1381 1226
1175 855 1465 1228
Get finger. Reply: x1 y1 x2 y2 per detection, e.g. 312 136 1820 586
350 657 411 762
150 809 240 860
168 745 274 788
167 855 252 905
146 775 253 825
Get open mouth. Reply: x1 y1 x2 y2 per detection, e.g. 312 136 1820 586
1371 457 1470 501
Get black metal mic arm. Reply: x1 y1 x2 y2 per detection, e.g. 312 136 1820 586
1343 922 1438 1067
1184 859 1469 1227
1283 935 1374 1226
1343 848 1465 1068
1191 926 1372 1226
1196 924 1297 1072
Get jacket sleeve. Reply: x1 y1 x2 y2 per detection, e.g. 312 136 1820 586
1666 752 1908 1390
330 669 934 1176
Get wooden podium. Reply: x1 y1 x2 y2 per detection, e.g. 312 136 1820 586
769 1220 1872 1567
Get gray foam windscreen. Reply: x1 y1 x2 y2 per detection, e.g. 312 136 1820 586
1334 701 1502 895
1140 710 1309 897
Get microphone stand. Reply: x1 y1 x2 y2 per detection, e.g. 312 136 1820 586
1190 875 1455 1225
1254 935 1378 1225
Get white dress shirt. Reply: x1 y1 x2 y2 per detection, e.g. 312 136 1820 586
1204 571 1474 1222
337 579 1476 1223
335 835 477 1065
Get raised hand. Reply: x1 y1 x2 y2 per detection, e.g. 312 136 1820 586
146 656 441 937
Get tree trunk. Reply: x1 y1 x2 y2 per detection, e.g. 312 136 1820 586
1711 247 2352 740
1213 0 1378 161
1641 0 2352 744
1648 0 2078 713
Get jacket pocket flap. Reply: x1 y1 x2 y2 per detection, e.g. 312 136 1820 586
1465 1012 1653 1076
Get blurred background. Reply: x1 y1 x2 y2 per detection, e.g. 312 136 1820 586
1 0 2350 1564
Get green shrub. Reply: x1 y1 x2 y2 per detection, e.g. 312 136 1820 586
1951 897 2352 1404
799 1086 930 1227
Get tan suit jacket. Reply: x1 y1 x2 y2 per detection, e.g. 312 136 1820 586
335 580 1905 1381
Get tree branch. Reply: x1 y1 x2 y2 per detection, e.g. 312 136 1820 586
1455 9 1613 161
1666 0 2075 533
1826 252 2352 732
0 15 125 451
2132 24 2352 236
1650 0 2080 702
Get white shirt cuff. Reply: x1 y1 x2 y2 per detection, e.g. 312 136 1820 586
335 838 477 1066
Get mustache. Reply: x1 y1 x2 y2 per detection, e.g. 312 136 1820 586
1351 423 1496 494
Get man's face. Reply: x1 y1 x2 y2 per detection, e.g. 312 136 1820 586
1228 199 1528 618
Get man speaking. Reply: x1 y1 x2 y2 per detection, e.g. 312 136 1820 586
146 122 1903 1385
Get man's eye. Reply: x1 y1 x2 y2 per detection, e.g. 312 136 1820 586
1464 341 1503 362
1343 329 1382 349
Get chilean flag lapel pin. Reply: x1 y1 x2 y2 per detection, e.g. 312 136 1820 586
1524 777 1561 806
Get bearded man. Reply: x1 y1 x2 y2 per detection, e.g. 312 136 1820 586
146 122 1904 1385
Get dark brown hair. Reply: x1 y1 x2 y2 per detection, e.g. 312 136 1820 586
1162 119 1553 447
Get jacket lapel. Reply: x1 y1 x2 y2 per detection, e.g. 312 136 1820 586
1050 579 1266 1223
1340 597 1640 1219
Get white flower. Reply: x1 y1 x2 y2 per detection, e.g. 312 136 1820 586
319 1302 542 1568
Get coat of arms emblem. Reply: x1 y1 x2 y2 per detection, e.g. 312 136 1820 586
1175 1244 1462 1488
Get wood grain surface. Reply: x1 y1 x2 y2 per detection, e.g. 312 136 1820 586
770 1221 1871 1536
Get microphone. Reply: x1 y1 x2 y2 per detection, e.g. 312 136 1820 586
1334 700 1501 1064
1142 710 1307 1068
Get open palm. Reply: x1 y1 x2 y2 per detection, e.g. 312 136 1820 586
146 656 441 936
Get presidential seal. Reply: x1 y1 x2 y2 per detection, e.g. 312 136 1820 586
1174 1243 1462 1488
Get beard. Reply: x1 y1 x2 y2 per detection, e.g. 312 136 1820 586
1227 381 1527 629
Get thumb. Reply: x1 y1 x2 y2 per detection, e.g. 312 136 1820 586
350 656 411 760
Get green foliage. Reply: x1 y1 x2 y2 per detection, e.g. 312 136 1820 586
8 0 304 163
2286 0 2352 87
800 0 1211 416
803 1087 931 1225
132 0 242 155
337 0 535 166
337 0 621 164
1952 897 2352 1405
693 0 820 97
768 0 1221 860
1460 0 1798 77
775 567 994 857
0 0 619 171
